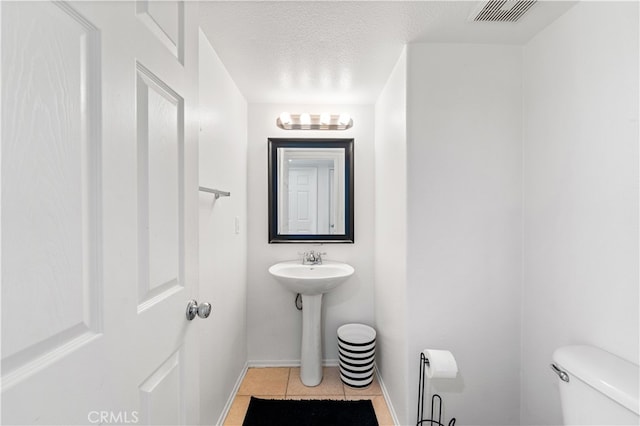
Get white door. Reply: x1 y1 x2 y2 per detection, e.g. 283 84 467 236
329 168 335 234
288 168 318 234
1 1 201 424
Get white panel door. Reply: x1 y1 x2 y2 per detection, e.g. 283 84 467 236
1 1 201 424
329 169 336 234
288 168 318 234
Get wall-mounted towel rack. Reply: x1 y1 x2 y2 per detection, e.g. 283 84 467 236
199 186 231 199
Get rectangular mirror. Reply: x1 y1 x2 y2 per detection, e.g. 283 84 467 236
268 138 354 243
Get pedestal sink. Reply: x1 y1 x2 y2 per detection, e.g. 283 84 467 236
269 260 355 386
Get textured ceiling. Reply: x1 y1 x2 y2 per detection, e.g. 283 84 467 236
199 1 576 104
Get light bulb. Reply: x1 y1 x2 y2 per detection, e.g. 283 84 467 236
338 113 351 125
279 112 292 125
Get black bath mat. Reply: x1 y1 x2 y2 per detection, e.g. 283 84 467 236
242 396 379 426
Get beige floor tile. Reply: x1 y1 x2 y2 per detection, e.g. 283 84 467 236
222 395 250 426
342 374 383 396
371 395 395 426
237 367 290 396
286 366 345 396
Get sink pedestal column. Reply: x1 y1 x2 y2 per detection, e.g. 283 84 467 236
300 293 323 386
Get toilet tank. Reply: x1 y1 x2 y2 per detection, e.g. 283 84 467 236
552 345 639 425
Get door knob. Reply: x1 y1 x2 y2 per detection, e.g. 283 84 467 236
186 300 212 321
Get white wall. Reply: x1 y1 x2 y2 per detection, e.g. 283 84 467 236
406 43 523 426
521 2 639 424
198 30 248 424
198 5 639 425
246 103 375 364
374 47 409 424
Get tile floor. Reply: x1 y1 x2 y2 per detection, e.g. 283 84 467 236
223 366 395 425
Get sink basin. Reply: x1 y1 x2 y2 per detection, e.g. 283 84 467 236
268 261 355 295
269 260 355 387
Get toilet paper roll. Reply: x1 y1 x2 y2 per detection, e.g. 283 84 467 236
423 349 458 379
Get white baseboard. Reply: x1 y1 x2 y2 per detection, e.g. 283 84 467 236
215 362 248 426
247 359 300 368
375 364 400 426
217 360 399 426
247 359 340 368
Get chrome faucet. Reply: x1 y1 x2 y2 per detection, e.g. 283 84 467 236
302 250 324 265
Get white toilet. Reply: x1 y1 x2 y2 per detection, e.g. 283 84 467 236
551 345 639 425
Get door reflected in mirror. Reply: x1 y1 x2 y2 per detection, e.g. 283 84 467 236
268 138 354 243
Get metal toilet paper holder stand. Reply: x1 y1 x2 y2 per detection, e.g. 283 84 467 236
417 352 457 426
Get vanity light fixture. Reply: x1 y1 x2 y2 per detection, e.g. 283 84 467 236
338 113 351 126
276 112 354 130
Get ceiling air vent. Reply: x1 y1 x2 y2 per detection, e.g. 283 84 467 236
471 0 537 22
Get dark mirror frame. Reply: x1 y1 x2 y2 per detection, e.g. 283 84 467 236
268 138 354 243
